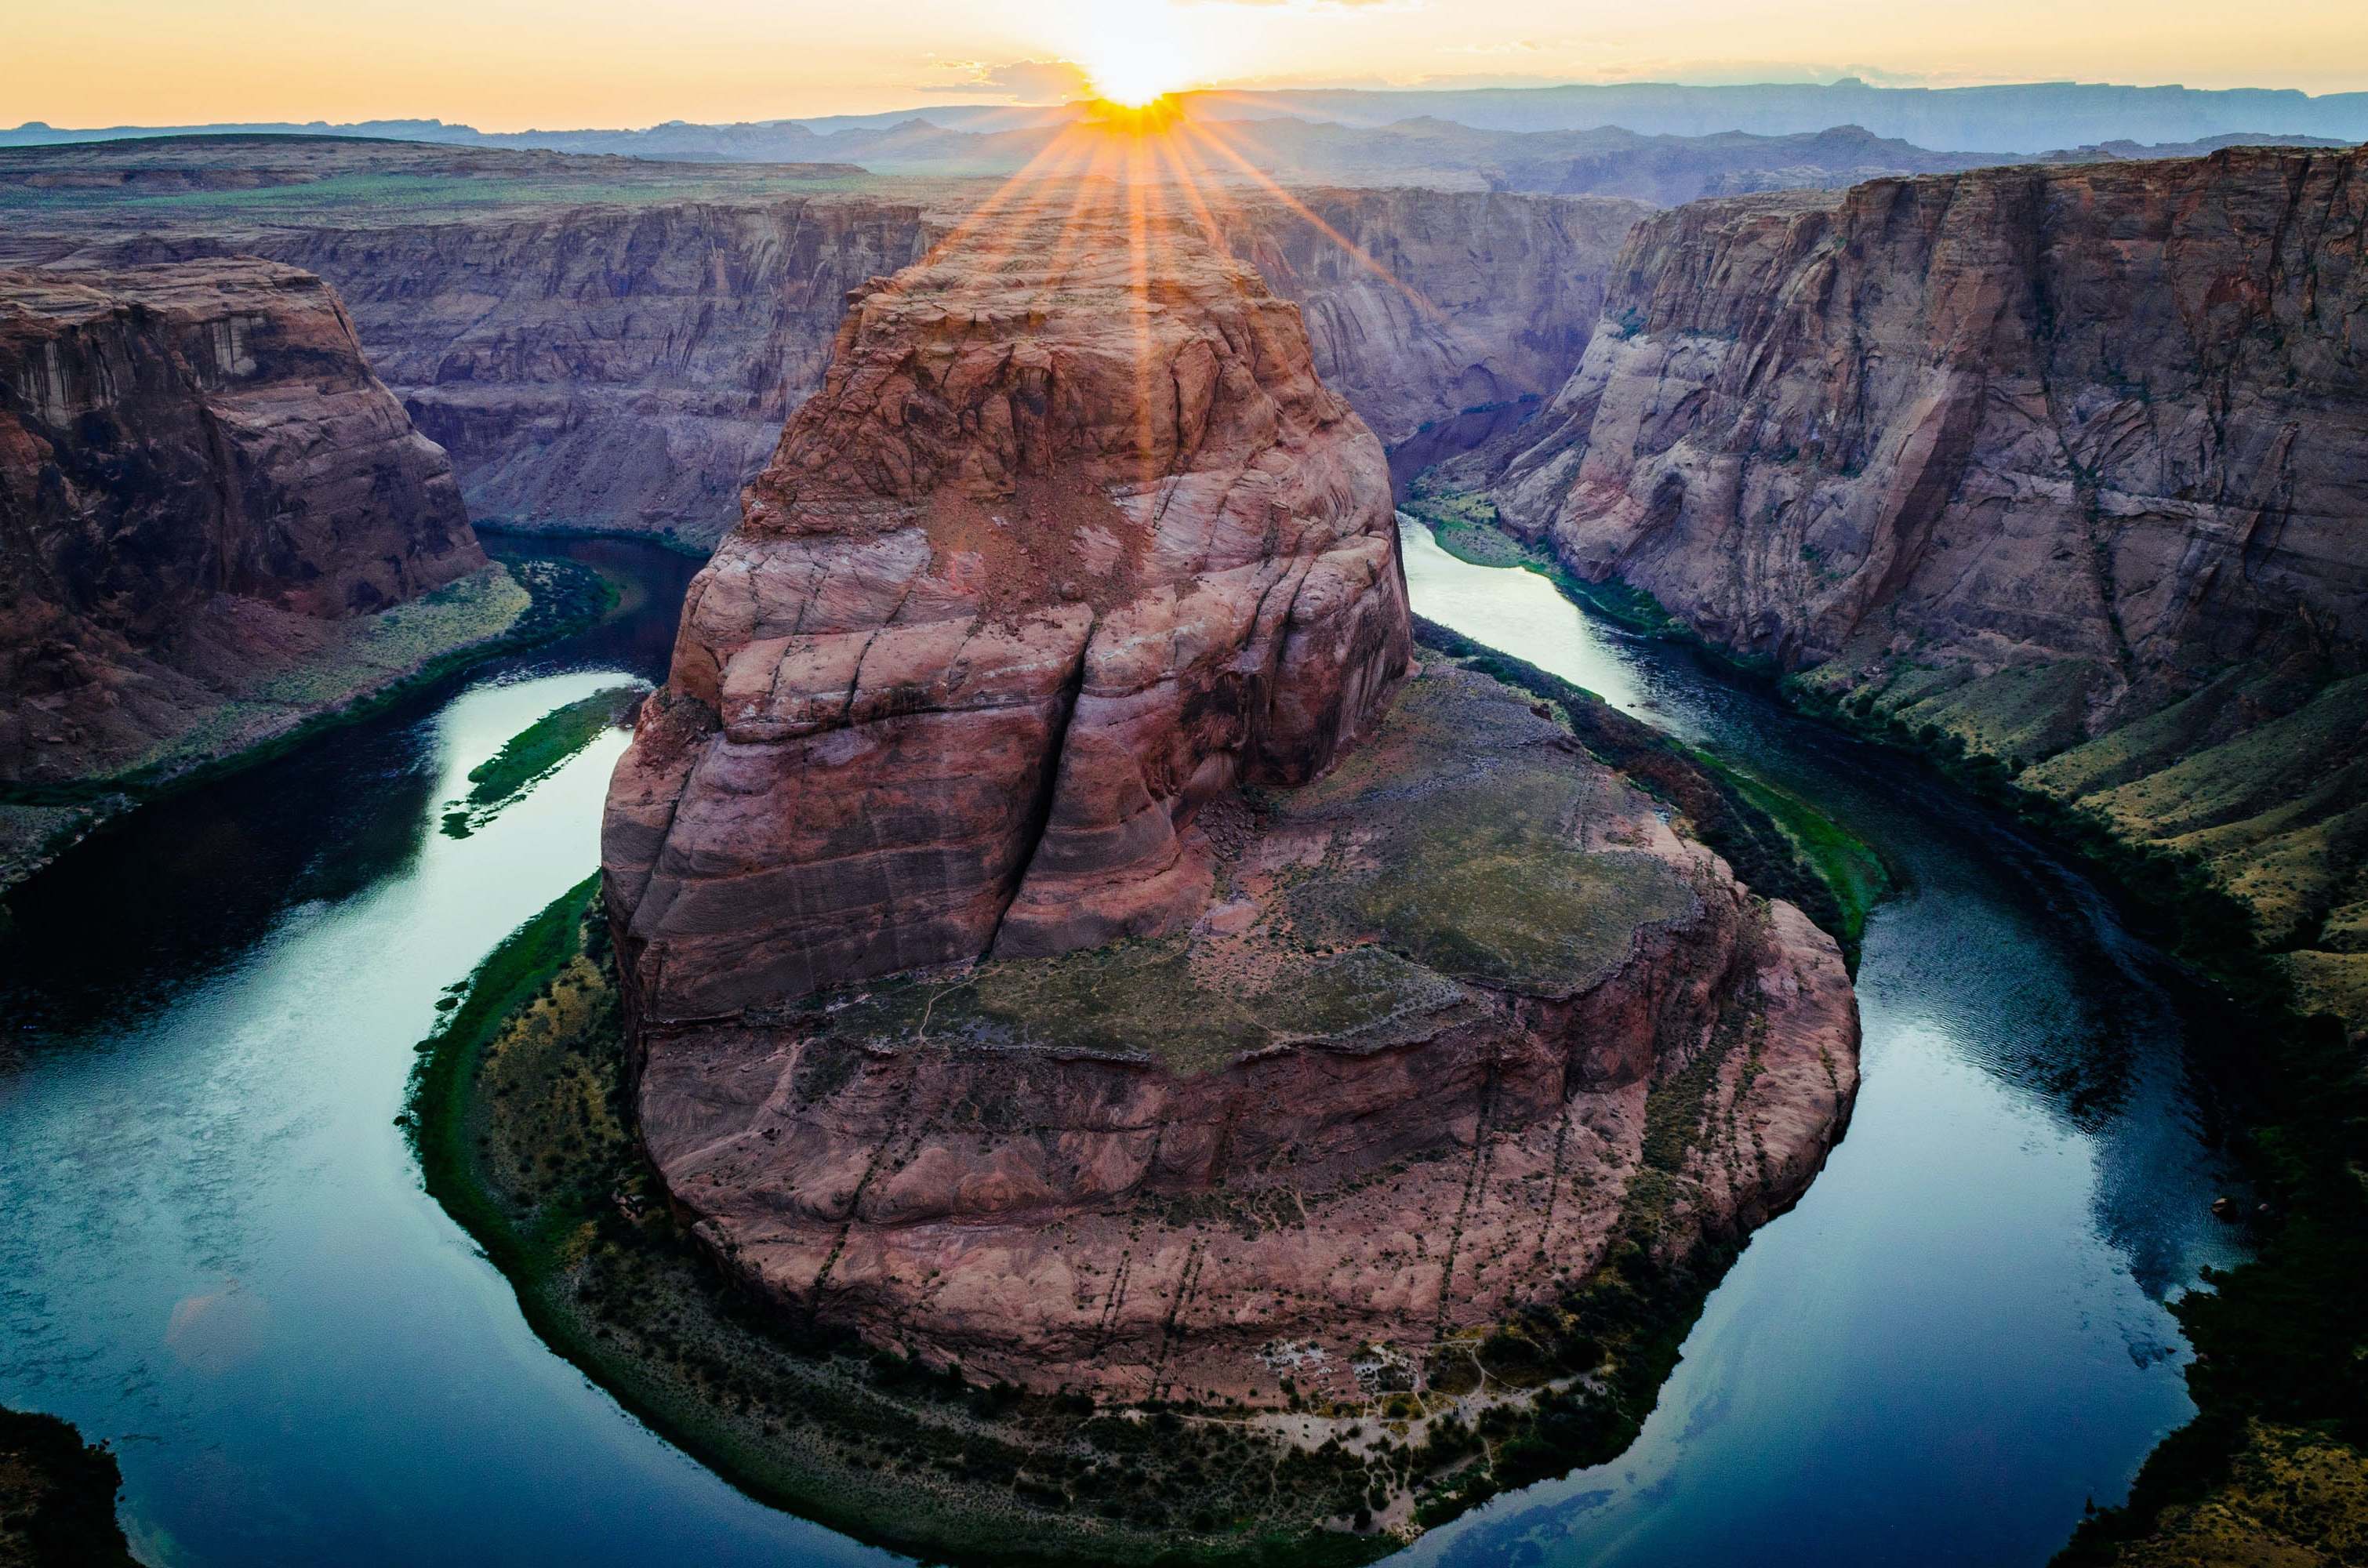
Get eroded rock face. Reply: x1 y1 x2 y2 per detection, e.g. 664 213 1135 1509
0 257 487 789
1491 147 2368 714
1216 187 1650 446
607 209 1859 1403
1477 147 2368 1024
605 203 1413 1019
634 662 1858 1401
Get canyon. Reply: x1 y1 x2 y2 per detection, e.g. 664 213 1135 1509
0 138 1648 546
602 196 1858 1406
0 255 519 885
5 105 2359 1568
1459 144 2368 1033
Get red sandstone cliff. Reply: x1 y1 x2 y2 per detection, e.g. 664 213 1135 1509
0 257 508 875
1483 144 2368 1023
1495 146 2366 705
605 201 1412 1017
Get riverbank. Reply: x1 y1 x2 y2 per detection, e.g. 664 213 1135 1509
1400 492 2367 1567
0 1406 137 1567
405 878 1393 1568
0 554 617 899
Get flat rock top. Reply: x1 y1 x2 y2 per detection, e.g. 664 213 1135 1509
0 257 336 331
786 661 1696 1074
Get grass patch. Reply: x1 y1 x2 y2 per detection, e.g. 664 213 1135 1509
441 684 645 839
1411 615 1883 968
1689 751 1888 954
1 555 617 900
814 662 1696 1073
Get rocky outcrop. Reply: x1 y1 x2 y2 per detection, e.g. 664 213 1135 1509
1484 145 2368 1017
606 204 1858 1403
636 659 1858 1401
604 199 1412 1017
0 257 516 880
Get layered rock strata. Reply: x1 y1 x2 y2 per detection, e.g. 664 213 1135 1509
606 206 1858 1401
0 139 1645 540
1483 147 2368 1023
0 257 510 876
634 660 1858 1399
605 201 1413 1017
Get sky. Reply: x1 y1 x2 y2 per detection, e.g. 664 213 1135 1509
8 0 2367 131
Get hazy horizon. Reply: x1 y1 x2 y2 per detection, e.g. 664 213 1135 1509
9 0 2368 135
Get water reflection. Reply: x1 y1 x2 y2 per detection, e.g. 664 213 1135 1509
1396 519 2244 1566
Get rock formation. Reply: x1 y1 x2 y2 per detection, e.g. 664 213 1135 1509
1481 144 2368 1025
605 198 1413 1017
0 256 514 877
605 202 1858 1402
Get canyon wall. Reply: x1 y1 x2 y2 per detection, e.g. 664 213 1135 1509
1484 145 2368 1020
258 198 942 547
225 184 1639 543
0 258 517 880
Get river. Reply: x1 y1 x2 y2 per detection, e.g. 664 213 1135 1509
0 529 2244 1566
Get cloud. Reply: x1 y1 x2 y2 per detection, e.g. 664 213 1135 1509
919 58 1092 102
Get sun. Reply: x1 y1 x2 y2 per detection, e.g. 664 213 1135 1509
1084 56 1181 111
1073 5 1197 109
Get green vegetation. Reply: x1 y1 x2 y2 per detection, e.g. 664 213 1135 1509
442 684 644 838
819 662 1692 1075
0 1406 137 1568
407 881 1396 1568
0 556 616 815
1401 474 1683 638
1688 750 1889 954
1411 615 1885 967
2 554 617 898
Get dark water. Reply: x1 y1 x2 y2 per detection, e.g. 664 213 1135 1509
0 531 2242 1566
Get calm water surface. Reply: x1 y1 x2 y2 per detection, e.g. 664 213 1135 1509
0 531 2243 1566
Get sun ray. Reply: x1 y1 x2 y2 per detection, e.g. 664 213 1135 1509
1181 119 1450 326
1031 135 1124 303
1126 133 1160 495
1151 132 1233 258
889 122 1098 293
